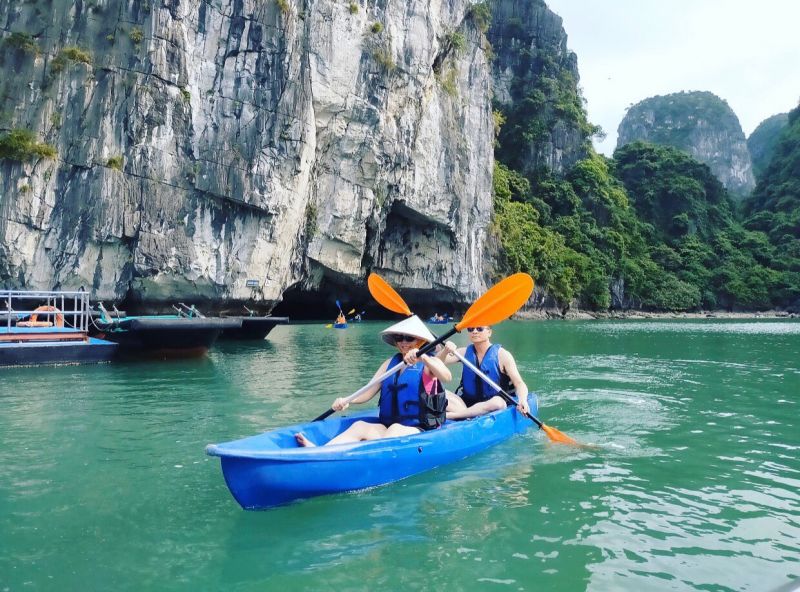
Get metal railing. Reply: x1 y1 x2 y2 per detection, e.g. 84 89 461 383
1 290 91 332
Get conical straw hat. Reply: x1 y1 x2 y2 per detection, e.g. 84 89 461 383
380 315 436 345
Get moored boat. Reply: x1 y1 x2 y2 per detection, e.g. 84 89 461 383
218 316 289 340
1 290 117 367
170 303 289 341
92 310 240 358
206 393 538 510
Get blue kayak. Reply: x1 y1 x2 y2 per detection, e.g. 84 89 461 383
333 323 347 329
206 394 538 510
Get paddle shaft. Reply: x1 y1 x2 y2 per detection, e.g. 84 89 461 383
313 363 404 421
450 349 543 429
313 326 459 421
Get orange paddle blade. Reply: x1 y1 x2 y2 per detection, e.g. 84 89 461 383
456 273 534 330
368 273 412 316
541 423 578 445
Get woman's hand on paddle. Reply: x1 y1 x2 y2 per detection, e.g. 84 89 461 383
444 341 458 355
332 397 350 411
516 396 530 416
403 348 422 365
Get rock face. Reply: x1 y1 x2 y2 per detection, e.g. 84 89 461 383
747 112 789 182
0 0 494 310
617 91 755 197
488 0 587 176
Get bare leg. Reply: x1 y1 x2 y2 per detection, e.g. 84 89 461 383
446 395 507 420
384 424 423 438
446 391 468 413
296 421 420 447
325 420 388 446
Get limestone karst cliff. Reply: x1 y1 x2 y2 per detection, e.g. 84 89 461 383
747 112 789 182
617 91 755 197
0 0 500 311
488 0 588 177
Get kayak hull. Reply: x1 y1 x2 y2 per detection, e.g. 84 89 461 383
207 394 538 510
333 323 347 329
218 316 289 340
93 316 240 357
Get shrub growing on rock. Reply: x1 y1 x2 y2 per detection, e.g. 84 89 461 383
0 129 57 161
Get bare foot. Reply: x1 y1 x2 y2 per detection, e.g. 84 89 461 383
294 432 316 447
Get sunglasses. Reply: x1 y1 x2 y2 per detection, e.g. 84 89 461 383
466 327 486 333
391 334 418 343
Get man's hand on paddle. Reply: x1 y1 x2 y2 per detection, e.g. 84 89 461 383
499 348 530 416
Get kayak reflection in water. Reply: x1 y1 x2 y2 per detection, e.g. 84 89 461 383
295 315 452 447
437 325 530 419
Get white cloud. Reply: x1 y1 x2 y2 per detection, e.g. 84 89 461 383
544 0 800 155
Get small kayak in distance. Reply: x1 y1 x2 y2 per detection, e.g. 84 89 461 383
206 394 538 510
427 315 452 324
333 323 347 329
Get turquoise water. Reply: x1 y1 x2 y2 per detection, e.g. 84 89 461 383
1 320 798 591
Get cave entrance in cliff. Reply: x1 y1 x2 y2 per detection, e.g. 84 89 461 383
270 278 384 321
271 279 463 322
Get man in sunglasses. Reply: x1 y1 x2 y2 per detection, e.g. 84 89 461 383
437 325 530 419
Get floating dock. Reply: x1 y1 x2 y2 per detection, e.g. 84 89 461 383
0 290 117 367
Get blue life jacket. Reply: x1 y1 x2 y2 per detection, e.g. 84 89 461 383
379 354 446 430
460 343 512 406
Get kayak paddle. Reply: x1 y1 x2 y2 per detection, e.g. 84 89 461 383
367 273 579 445
313 272 535 422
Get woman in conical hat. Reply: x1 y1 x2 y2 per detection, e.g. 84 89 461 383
295 315 452 447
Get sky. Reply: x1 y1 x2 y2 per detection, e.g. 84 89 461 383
544 0 800 155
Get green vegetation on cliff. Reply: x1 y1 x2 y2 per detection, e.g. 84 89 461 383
744 105 800 217
50 46 93 75
2 32 40 56
616 90 755 197
615 142 794 309
0 129 57 161
741 103 800 305
489 0 599 179
747 113 789 181
620 91 737 144
614 142 731 242
491 60 797 310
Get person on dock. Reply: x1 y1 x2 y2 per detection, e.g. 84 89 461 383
295 316 452 447
437 325 530 419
